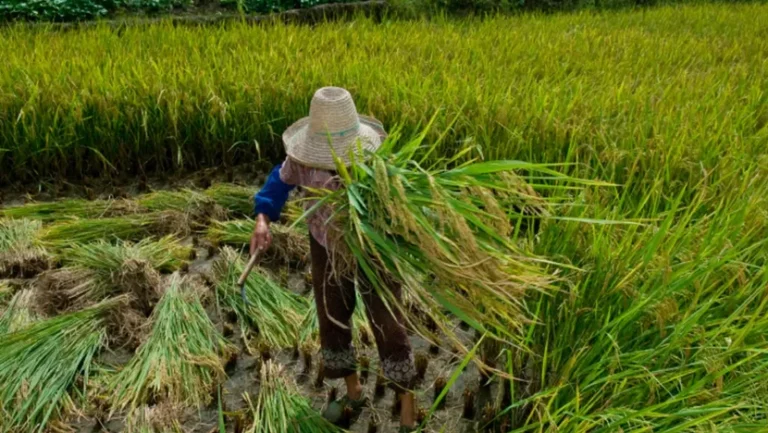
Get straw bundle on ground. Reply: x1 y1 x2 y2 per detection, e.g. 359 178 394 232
37 211 189 248
110 274 234 413
213 247 308 351
245 361 340 433
0 289 39 334
137 189 228 227
0 297 122 433
207 219 309 266
0 198 138 222
309 128 594 349
204 183 254 217
0 219 51 278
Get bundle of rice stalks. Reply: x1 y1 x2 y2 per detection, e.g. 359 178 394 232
213 247 308 351
0 280 12 305
0 297 122 432
311 127 600 350
0 198 138 221
110 274 234 412
37 211 190 248
207 219 309 266
245 361 340 433
0 289 39 334
204 183 254 217
40 237 189 314
0 218 51 278
137 189 227 227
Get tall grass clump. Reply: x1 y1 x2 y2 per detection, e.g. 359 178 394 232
110 274 234 413
213 247 308 350
245 361 340 433
0 218 51 278
0 297 122 432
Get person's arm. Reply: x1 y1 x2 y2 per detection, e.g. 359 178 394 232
251 162 296 255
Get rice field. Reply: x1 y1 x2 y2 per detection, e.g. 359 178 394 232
1 2 768 433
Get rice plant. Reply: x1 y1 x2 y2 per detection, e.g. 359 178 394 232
137 189 227 225
59 236 192 273
110 274 234 412
207 218 309 265
244 361 341 433
36 211 189 248
0 218 51 278
0 297 122 432
0 289 39 334
213 247 308 350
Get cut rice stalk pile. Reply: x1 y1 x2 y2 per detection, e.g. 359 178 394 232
0 297 123 432
313 128 599 348
0 280 12 305
0 219 51 278
204 183 255 217
137 189 227 227
36 211 189 248
245 361 340 433
40 237 189 315
207 219 309 266
0 198 138 221
110 273 234 413
0 289 39 334
213 247 308 351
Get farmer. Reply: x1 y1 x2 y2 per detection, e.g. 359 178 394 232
250 87 418 432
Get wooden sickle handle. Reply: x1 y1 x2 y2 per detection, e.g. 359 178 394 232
237 251 261 286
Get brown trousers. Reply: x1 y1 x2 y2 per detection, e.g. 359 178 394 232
310 235 416 391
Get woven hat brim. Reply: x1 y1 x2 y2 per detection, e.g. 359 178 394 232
283 115 386 170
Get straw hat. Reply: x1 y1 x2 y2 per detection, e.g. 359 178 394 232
283 87 386 170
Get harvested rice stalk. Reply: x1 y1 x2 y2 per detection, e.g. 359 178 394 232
37 211 189 248
213 247 308 351
59 236 192 273
137 189 227 226
0 219 51 278
310 127 595 350
0 289 39 333
204 183 254 217
0 297 123 433
110 274 234 412
207 219 309 266
244 361 340 433
0 281 12 306
0 198 138 221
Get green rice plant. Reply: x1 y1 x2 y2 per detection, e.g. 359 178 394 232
110 273 234 412
207 218 309 265
0 218 51 278
0 297 122 432
204 183 255 217
0 198 138 222
36 211 189 248
213 247 308 351
0 289 39 334
0 281 11 305
244 361 340 433
137 189 227 225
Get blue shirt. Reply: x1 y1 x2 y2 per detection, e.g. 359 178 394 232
253 163 295 222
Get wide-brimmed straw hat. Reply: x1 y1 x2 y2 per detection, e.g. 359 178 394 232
283 87 386 170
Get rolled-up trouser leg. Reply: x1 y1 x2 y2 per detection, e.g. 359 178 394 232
359 274 417 391
311 235 357 379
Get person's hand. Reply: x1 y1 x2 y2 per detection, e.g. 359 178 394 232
250 213 272 256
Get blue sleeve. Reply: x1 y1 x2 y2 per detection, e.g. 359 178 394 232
253 163 296 221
